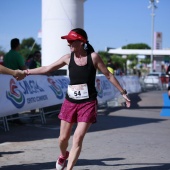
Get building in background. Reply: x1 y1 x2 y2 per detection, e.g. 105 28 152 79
154 32 162 49
153 32 163 71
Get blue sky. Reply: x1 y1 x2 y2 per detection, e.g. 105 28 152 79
0 0 169 52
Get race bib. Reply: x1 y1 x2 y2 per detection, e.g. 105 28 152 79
67 84 89 100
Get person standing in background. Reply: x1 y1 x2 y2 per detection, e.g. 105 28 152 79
106 58 116 74
0 56 4 65
25 54 34 68
4 38 26 70
166 64 170 98
27 51 41 69
4 38 27 124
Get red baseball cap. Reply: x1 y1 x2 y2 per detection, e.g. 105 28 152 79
61 31 87 43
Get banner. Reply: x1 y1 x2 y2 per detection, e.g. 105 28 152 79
0 74 141 117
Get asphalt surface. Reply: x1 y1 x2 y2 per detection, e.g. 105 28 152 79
0 90 170 170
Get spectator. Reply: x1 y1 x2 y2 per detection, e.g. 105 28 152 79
25 54 34 68
115 63 123 76
4 38 26 70
28 51 41 69
0 56 4 65
4 38 27 124
166 64 170 98
106 58 116 74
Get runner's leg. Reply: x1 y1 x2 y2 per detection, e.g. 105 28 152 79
66 122 91 170
58 120 74 157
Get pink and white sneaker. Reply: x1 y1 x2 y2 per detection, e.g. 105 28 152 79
56 151 69 170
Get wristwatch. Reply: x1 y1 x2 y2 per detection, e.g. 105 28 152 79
120 89 127 95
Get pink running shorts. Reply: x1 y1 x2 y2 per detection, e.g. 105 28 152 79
58 99 97 123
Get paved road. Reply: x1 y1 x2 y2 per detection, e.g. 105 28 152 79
0 90 170 170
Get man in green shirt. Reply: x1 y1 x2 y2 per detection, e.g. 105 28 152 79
4 38 26 124
4 38 26 70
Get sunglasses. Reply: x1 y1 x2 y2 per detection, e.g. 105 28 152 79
67 40 76 44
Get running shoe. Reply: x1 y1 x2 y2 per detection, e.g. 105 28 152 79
56 151 69 170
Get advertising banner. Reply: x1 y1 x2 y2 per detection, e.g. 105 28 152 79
0 74 141 117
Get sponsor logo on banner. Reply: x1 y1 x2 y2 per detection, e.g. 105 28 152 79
6 78 47 108
6 79 25 108
47 78 64 99
19 79 47 105
96 77 112 98
96 78 103 98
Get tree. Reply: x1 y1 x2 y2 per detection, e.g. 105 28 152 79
98 51 126 73
110 55 126 70
126 54 138 70
122 43 151 72
97 43 151 74
140 58 150 65
98 51 111 64
122 43 150 49
19 37 41 60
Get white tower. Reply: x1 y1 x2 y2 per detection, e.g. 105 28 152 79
42 0 85 75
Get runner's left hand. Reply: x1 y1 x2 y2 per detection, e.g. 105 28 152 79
122 94 131 108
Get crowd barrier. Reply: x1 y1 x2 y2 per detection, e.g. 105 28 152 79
0 74 141 131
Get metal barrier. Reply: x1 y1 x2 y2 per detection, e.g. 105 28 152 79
1 98 123 132
0 105 62 132
0 117 9 132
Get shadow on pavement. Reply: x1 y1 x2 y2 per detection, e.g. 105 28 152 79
1 157 170 170
89 114 166 133
0 151 24 157
0 112 166 144
120 163 170 170
0 118 60 143
0 161 55 170
77 159 170 170
76 157 125 167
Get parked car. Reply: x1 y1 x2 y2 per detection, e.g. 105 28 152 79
143 72 168 90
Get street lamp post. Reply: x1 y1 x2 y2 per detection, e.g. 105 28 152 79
148 0 159 72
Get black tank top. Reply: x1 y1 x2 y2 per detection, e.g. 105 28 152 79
66 52 97 103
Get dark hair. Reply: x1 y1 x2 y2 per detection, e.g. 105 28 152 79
71 28 95 54
11 38 20 50
34 50 41 56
